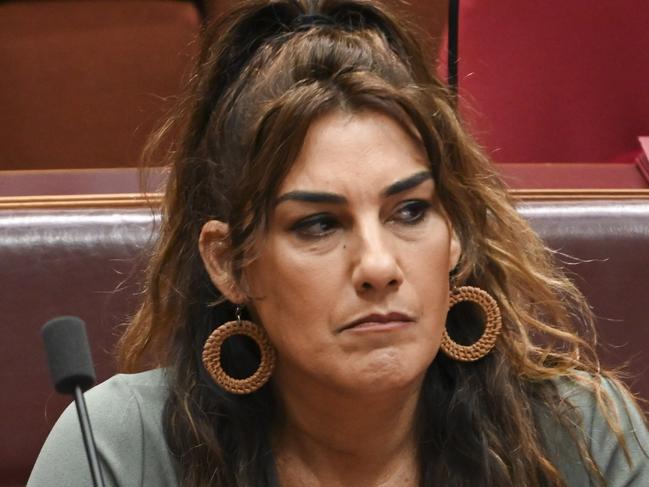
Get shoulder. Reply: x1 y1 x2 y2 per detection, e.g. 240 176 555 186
28 369 178 487
539 373 649 486
88 368 170 418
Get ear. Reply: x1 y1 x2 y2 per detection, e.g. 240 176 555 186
198 220 247 304
448 227 462 272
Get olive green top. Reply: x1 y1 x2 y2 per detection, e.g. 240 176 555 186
28 369 649 486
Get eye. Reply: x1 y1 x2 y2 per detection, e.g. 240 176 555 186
391 200 431 225
290 213 340 239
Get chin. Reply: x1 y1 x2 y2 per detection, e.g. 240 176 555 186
343 346 433 394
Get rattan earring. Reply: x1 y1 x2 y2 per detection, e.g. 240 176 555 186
440 286 502 362
202 306 276 394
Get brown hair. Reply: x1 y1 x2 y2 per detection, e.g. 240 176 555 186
118 1 641 485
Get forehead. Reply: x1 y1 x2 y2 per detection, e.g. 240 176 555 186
278 109 429 194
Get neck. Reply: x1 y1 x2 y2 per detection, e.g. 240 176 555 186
272 368 422 487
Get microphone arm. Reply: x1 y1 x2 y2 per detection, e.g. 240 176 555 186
73 384 106 487
42 316 106 487
448 0 460 97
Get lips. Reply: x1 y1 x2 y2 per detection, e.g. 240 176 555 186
340 312 414 332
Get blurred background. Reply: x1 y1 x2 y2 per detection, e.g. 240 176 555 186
0 0 647 171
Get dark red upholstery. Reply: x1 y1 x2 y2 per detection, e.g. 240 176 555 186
458 0 649 162
0 206 156 487
0 0 450 172
0 1 200 170
5 0 647 170
1 196 648 485
518 200 649 381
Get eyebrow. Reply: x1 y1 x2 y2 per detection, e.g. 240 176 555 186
274 170 433 207
381 170 432 197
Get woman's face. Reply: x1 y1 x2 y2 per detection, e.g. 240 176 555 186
203 109 460 395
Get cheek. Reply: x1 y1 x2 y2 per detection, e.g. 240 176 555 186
403 228 453 325
406 224 452 285
249 242 343 303
245 240 345 339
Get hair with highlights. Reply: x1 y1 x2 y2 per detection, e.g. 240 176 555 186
118 1 643 485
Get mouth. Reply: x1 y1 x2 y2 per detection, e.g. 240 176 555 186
339 312 415 333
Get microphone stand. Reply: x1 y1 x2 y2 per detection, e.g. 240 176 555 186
448 0 460 100
73 385 106 487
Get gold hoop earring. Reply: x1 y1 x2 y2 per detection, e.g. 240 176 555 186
202 307 276 394
440 286 502 362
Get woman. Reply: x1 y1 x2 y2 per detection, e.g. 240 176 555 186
29 1 649 486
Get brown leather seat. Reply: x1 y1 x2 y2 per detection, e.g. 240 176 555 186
1 195 648 485
0 1 200 170
0 205 156 486
518 200 649 380
457 0 649 162
0 0 448 172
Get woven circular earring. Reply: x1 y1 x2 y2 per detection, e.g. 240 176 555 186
440 286 502 362
202 307 276 394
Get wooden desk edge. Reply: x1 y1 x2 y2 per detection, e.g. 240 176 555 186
2 189 649 210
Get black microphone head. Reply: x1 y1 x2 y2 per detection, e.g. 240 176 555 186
42 316 96 394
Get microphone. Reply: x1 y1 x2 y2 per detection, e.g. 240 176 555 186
42 316 106 487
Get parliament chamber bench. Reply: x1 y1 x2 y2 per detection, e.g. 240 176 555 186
1 180 648 486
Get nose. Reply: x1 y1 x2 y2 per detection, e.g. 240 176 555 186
350 223 404 295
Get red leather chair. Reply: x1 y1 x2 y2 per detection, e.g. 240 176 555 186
0 0 449 172
457 0 649 162
0 1 200 170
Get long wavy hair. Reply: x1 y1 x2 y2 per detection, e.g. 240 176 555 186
118 1 638 485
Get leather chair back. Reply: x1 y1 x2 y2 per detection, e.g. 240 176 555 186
1 198 648 485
